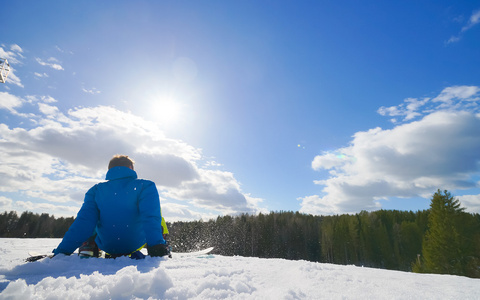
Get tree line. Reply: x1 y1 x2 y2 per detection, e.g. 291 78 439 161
0 211 74 238
169 209 429 271
168 190 480 278
1 190 479 277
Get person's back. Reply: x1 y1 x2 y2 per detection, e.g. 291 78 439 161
53 155 169 258
94 166 163 254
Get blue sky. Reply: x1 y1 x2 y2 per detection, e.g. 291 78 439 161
1 1 480 221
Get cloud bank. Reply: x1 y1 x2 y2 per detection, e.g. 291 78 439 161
0 92 263 220
300 86 480 215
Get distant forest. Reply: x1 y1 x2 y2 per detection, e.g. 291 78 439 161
1 190 479 277
0 211 74 238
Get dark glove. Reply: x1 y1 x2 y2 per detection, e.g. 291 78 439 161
147 243 171 257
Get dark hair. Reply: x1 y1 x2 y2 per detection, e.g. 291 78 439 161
108 155 135 170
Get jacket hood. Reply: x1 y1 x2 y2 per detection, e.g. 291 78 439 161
105 166 138 181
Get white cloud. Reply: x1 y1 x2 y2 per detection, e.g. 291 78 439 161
302 86 480 215
0 196 13 211
162 168 264 216
312 152 351 170
457 194 480 213
432 85 480 103
38 102 61 117
0 94 263 219
447 9 480 44
377 86 480 123
10 44 23 53
25 95 58 104
377 98 428 123
34 72 49 78
15 201 80 218
447 36 461 44
82 87 101 94
161 202 202 221
204 160 223 167
461 10 480 32
297 194 346 216
0 92 23 112
0 44 24 64
35 57 64 70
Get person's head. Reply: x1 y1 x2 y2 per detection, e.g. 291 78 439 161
108 155 135 170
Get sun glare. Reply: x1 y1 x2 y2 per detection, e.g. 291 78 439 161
150 98 182 125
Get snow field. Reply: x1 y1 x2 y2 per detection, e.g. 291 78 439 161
1 239 479 299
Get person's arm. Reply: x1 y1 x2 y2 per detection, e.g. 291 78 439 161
138 180 165 245
53 185 99 255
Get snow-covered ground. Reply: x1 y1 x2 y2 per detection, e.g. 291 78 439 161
0 238 479 299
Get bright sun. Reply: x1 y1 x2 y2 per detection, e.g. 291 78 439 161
150 98 182 125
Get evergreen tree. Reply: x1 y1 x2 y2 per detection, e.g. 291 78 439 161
417 190 465 275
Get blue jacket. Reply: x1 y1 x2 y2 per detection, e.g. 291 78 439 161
54 167 165 255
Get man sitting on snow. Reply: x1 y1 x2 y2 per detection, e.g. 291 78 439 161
53 155 170 258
